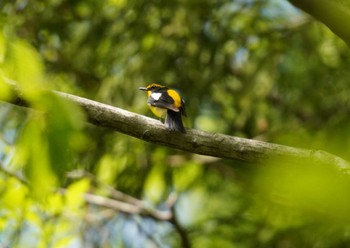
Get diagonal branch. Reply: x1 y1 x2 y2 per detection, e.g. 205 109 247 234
288 0 350 46
0 163 28 185
55 91 350 172
2 85 350 172
169 201 191 248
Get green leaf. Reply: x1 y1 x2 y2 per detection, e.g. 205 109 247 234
173 161 202 192
15 113 58 197
144 165 166 203
65 178 90 211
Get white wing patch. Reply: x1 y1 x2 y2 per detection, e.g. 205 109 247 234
150 92 162 101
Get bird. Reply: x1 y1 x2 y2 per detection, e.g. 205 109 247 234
139 83 187 133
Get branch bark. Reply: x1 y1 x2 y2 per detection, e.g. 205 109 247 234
3 86 350 172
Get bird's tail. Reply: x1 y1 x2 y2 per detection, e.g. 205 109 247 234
165 110 186 133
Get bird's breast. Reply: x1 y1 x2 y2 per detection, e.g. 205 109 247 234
149 105 167 118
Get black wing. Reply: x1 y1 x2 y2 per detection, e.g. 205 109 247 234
148 91 180 112
180 99 186 116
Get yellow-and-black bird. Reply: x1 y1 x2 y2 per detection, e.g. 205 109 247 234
139 84 186 133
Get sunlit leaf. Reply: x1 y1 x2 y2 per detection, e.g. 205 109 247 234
1 178 28 208
96 154 119 185
144 165 166 203
15 113 58 197
38 92 86 177
0 73 13 101
55 236 75 248
173 161 202 192
255 160 350 221
46 193 64 215
65 178 90 211
8 40 45 99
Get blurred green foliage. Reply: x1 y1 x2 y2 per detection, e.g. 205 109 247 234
1 0 350 247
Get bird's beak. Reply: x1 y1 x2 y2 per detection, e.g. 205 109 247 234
138 86 147 91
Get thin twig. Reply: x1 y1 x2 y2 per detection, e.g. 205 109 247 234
67 169 147 205
0 163 28 185
59 188 172 221
169 204 191 248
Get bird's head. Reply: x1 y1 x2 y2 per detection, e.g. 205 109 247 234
138 83 166 92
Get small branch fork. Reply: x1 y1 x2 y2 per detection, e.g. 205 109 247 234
0 165 190 247
65 170 173 221
68 170 192 247
79 189 190 247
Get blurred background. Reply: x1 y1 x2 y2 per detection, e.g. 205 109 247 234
1 0 350 247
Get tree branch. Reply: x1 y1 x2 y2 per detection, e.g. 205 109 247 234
55 91 350 171
169 202 191 248
59 188 172 221
288 0 350 46
67 170 188 245
83 192 172 221
2 86 350 172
